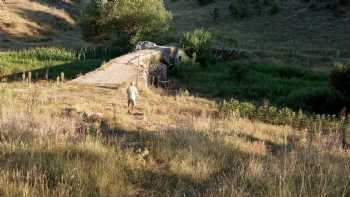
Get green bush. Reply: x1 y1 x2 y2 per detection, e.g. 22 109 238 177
330 63 350 97
211 8 220 21
229 0 280 18
81 0 172 45
181 28 214 67
229 63 250 83
229 0 249 19
280 87 347 114
270 0 280 15
170 62 200 86
197 0 215 6
276 66 305 79
181 28 212 56
219 98 343 134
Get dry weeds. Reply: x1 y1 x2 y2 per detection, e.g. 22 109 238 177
0 82 349 196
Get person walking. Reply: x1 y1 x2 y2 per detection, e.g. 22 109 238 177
127 81 138 114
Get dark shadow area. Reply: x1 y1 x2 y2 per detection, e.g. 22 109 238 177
13 7 76 33
0 147 103 188
33 0 81 18
99 124 257 196
1 46 127 82
4 59 103 82
166 59 350 138
0 1 82 50
168 58 350 114
97 118 350 196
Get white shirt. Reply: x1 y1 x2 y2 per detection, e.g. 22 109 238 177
127 85 138 101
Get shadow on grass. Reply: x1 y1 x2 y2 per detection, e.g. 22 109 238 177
0 1 80 40
1 116 348 195
99 119 350 196
0 146 103 189
99 122 262 196
4 59 103 82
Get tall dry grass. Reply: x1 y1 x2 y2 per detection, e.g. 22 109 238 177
0 82 349 196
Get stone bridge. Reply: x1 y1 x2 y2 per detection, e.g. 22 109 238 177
73 45 182 87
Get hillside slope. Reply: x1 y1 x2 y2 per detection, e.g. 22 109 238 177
1 0 349 68
0 0 89 50
166 0 350 54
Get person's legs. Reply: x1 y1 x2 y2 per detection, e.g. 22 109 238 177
128 99 132 114
130 99 135 114
128 99 136 114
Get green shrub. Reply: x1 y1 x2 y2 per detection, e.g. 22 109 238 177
197 0 215 6
229 0 249 19
81 0 172 45
229 0 280 18
181 28 212 56
181 28 214 67
229 63 250 83
270 0 280 15
80 0 107 41
280 87 347 114
170 63 200 86
219 98 343 134
330 63 350 97
276 66 305 79
211 8 219 21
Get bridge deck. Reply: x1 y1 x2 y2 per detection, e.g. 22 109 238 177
72 49 164 86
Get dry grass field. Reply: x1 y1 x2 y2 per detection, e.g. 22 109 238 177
0 82 349 196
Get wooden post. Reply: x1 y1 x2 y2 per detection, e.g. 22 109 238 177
342 118 350 149
22 72 26 82
45 69 49 80
28 71 32 83
136 55 140 86
157 76 160 87
60 72 65 82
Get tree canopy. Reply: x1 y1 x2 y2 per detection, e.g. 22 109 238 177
81 0 172 45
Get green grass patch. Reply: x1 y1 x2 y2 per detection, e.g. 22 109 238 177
0 47 125 80
171 61 348 114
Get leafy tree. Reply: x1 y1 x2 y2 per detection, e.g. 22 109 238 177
81 0 172 45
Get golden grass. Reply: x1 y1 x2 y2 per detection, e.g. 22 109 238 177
0 82 349 196
0 0 89 50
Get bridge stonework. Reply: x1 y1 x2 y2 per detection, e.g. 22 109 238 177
73 46 182 87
